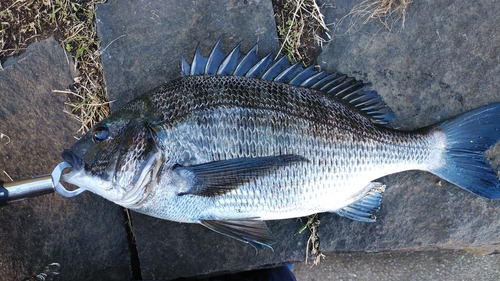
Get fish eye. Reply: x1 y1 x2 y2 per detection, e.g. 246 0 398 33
92 125 109 142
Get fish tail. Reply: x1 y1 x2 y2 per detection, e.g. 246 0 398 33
431 103 500 199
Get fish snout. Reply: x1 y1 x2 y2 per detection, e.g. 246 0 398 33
61 149 84 170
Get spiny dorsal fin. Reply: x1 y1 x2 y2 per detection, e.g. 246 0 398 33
180 38 394 124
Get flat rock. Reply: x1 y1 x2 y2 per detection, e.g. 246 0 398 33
133 214 308 279
96 0 279 111
94 1 304 280
316 0 500 255
0 37 131 280
292 249 500 280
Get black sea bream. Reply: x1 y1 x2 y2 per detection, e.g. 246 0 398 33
62 39 500 248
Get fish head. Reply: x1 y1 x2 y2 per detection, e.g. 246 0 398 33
61 98 163 207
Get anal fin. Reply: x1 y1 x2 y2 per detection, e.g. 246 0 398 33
335 182 386 222
200 219 277 250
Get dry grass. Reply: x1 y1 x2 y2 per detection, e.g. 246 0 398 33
304 214 325 265
2 169 13 181
0 0 109 133
336 0 413 33
295 214 326 265
273 0 330 66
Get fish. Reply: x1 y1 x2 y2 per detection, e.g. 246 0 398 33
61 38 500 249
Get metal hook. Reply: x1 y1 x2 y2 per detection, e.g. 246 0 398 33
52 162 86 198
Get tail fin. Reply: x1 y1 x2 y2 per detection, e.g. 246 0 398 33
431 103 500 199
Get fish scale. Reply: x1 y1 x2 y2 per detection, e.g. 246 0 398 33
61 39 500 249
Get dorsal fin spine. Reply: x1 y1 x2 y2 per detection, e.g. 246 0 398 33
181 55 190 77
245 53 274 78
289 65 316 86
320 75 346 92
335 81 364 98
233 44 259 76
274 62 304 83
299 72 329 88
326 76 355 94
205 38 225 75
261 56 291 81
190 44 207 76
217 43 242 76
312 73 342 90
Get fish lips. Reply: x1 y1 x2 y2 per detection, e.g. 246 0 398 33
61 149 84 171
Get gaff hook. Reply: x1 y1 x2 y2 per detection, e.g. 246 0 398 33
51 162 86 198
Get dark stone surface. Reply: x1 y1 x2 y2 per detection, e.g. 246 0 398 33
319 0 500 129
96 0 279 111
292 249 500 280
316 0 500 255
320 172 500 254
133 214 308 279
0 37 131 280
94 1 298 280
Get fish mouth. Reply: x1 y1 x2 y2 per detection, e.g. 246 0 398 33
61 149 84 171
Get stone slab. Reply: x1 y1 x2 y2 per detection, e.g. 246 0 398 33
316 0 500 255
0 37 131 280
94 0 301 279
133 213 308 279
292 249 500 280
96 0 279 111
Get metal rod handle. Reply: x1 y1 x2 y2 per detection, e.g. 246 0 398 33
1 176 54 205
0 162 86 206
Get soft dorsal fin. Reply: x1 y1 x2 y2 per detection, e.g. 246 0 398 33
180 38 394 124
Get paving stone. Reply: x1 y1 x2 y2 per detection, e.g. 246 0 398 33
133 214 308 279
0 37 131 280
292 250 500 281
316 0 500 255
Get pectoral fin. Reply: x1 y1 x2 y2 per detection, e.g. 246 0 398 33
174 154 308 197
335 182 386 222
200 219 277 250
